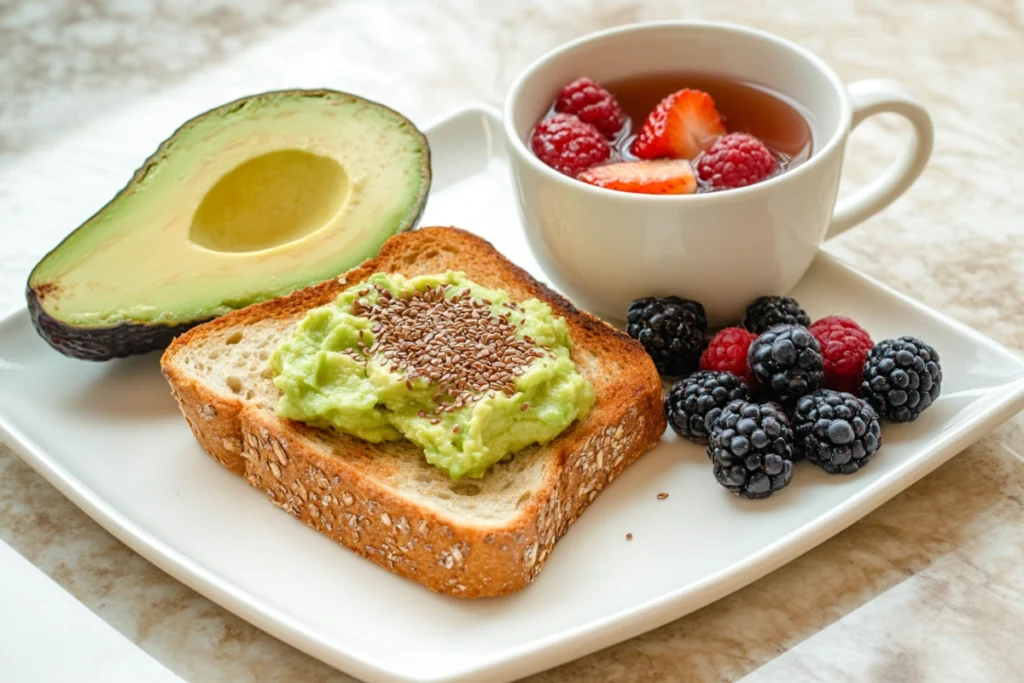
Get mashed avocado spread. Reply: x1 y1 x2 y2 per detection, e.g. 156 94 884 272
269 272 595 479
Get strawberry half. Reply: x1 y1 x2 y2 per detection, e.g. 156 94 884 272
631 89 727 160
577 159 697 195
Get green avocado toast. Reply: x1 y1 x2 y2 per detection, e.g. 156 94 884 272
160 228 665 597
27 89 431 360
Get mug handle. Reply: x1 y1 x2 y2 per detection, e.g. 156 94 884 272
827 78 934 239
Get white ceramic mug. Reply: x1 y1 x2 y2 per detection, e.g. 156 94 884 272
504 21 933 325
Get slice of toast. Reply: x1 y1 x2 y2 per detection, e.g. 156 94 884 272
161 227 665 597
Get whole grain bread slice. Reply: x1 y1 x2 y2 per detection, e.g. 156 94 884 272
161 227 664 597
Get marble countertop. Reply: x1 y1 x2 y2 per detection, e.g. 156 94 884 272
2 0 1024 680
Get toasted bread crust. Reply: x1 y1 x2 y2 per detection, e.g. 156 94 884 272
162 227 664 597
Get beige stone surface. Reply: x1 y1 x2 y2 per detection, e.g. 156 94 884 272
2 0 1023 681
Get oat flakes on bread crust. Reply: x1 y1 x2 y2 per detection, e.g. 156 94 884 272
161 227 665 597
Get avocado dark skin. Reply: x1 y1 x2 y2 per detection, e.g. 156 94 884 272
26 284 207 361
25 89 431 361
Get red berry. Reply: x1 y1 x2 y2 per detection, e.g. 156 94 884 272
554 77 626 139
696 132 778 190
531 113 611 177
578 159 697 195
631 89 726 161
700 327 757 385
809 316 874 394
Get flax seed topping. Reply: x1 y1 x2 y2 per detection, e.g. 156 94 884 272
351 284 543 412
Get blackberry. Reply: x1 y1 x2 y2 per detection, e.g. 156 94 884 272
792 390 882 474
748 324 824 404
626 296 708 376
862 336 942 422
744 295 811 334
708 400 795 499
665 371 751 443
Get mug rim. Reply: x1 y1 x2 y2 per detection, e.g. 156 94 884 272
503 20 854 204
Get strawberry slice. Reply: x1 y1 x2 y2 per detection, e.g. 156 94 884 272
631 89 727 160
577 159 697 195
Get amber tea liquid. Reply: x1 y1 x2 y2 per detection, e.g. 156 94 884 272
606 71 814 182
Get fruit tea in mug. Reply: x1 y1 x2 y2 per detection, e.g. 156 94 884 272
530 71 814 194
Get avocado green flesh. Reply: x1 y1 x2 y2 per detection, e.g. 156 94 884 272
270 272 596 480
29 91 430 329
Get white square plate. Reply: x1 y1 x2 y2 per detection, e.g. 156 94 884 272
2 106 1023 683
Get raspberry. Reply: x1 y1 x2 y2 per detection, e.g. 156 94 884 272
700 327 757 384
530 113 611 177
809 316 874 394
554 77 626 139
696 132 778 190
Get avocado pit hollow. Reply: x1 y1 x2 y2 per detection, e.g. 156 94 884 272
189 149 350 253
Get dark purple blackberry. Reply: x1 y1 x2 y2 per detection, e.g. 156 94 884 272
743 296 811 334
861 336 942 422
792 390 882 474
665 371 751 444
626 296 708 376
707 400 795 499
748 324 824 404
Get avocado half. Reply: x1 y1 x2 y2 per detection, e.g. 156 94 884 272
27 89 431 361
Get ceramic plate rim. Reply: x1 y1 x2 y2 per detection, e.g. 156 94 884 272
2 104 1024 683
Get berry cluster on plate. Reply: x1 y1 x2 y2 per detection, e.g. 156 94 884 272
627 295 943 499
530 76 782 194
